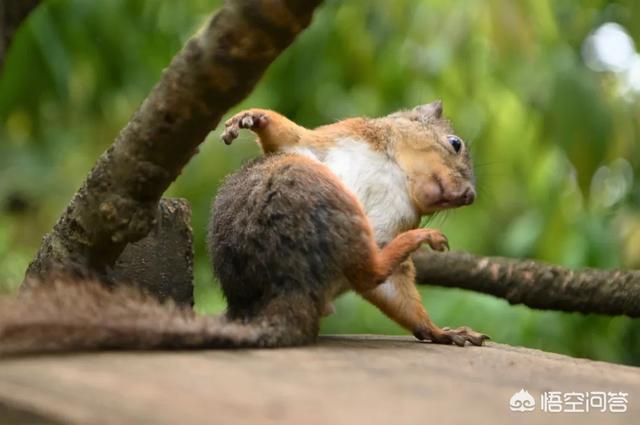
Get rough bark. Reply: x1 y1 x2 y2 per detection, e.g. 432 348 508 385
112 198 194 305
0 0 40 70
413 250 640 317
25 0 322 282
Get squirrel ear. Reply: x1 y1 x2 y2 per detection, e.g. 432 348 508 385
414 100 443 120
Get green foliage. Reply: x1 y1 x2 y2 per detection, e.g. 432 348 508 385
1 0 639 364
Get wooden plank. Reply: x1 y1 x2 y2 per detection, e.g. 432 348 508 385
0 336 638 424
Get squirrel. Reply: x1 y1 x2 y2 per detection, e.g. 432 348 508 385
219 100 485 344
0 101 487 355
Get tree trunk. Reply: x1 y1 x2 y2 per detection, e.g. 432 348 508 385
25 0 323 283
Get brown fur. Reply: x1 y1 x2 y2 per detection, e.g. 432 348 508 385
208 153 450 339
0 279 293 355
221 102 487 346
0 153 454 355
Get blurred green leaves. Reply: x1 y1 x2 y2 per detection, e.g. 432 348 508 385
1 0 639 364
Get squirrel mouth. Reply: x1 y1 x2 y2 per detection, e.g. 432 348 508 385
423 177 476 212
432 195 473 208
427 199 462 212
431 199 457 208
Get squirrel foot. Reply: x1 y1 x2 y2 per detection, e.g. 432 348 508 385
221 110 270 145
414 325 489 346
413 228 449 252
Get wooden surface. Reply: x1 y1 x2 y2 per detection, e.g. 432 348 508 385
0 335 639 425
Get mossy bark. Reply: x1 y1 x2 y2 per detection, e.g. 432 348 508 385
414 250 640 317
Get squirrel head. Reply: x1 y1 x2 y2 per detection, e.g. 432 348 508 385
388 100 475 215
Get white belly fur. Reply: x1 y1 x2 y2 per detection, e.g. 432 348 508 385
287 138 418 245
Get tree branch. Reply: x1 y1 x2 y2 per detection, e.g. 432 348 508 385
0 0 40 70
25 0 323 282
413 250 640 317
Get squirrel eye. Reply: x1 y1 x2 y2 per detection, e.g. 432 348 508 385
447 135 462 153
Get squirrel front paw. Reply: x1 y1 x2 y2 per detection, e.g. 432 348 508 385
414 325 489 347
221 110 270 145
412 228 449 252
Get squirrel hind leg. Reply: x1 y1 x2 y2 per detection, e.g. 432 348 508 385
360 260 489 347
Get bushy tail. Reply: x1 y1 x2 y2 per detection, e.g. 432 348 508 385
0 280 316 356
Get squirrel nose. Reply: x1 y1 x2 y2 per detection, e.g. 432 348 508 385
460 187 476 205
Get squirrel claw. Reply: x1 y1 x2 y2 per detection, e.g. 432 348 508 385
221 127 238 145
415 228 449 252
240 115 255 128
414 325 489 347
221 111 270 145
440 326 489 346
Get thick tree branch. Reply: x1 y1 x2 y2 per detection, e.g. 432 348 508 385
413 250 640 317
25 0 322 282
0 0 40 70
